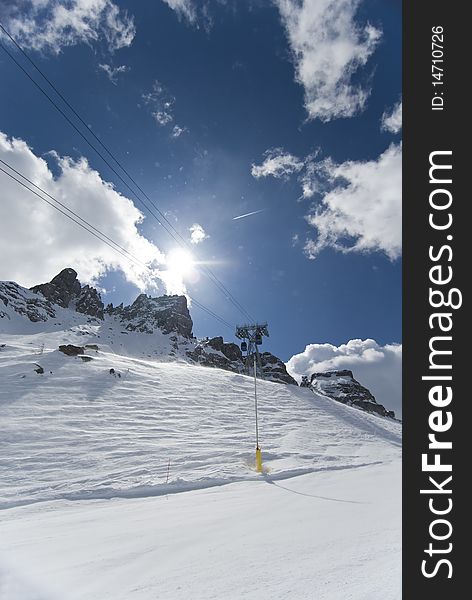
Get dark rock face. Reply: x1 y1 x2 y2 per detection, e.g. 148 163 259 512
76 285 104 319
31 268 81 308
31 268 104 319
310 370 395 418
207 336 224 352
58 344 85 356
260 352 298 385
114 294 193 338
221 342 243 363
0 282 57 322
3 269 192 341
187 337 245 374
187 340 296 385
187 344 244 374
207 337 243 362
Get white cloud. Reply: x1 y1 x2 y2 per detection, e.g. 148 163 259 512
98 63 129 85
381 101 402 134
141 83 186 134
188 223 209 245
251 148 304 180
162 0 197 23
4 0 136 54
142 81 184 130
303 143 402 260
299 153 325 199
275 0 381 121
0 131 192 294
171 124 186 138
286 338 402 417
161 0 211 29
103 1 135 50
252 143 401 260
154 112 174 126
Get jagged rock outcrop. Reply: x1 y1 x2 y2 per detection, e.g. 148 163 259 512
76 285 104 319
260 352 298 385
187 345 243 374
0 281 57 322
186 339 297 385
207 336 243 362
31 268 81 308
1 268 295 386
30 268 105 319
110 294 193 338
58 344 85 356
310 370 395 418
186 337 244 374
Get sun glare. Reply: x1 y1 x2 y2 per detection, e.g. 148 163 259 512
166 249 195 277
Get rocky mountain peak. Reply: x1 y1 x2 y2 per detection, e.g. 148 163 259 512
1 268 296 385
110 293 193 338
31 268 81 309
76 285 104 319
50 268 80 290
260 352 298 385
30 268 104 319
310 369 395 418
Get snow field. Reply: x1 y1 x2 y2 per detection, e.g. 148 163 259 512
0 461 401 600
0 321 401 599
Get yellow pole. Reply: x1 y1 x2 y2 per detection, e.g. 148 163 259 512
255 446 263 473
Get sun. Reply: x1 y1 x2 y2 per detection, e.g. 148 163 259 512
166 248 195 278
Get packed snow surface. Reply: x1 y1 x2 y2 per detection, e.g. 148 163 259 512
0 319 402 599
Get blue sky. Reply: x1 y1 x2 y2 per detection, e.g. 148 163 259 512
0 0 402 365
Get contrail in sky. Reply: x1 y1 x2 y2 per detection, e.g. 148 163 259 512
232 209 264 221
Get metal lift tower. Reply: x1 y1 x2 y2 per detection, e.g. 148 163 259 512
236 323 269 473
235 322 269 378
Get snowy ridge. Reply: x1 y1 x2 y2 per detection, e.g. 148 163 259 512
0 282 57 323
0 271 296 384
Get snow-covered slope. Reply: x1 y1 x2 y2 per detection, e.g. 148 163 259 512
0 333 400 509
0 277 402 599
1 462 401 600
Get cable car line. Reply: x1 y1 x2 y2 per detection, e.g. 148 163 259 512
0 23 255 325
0 161 235 332
0 158 149 271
